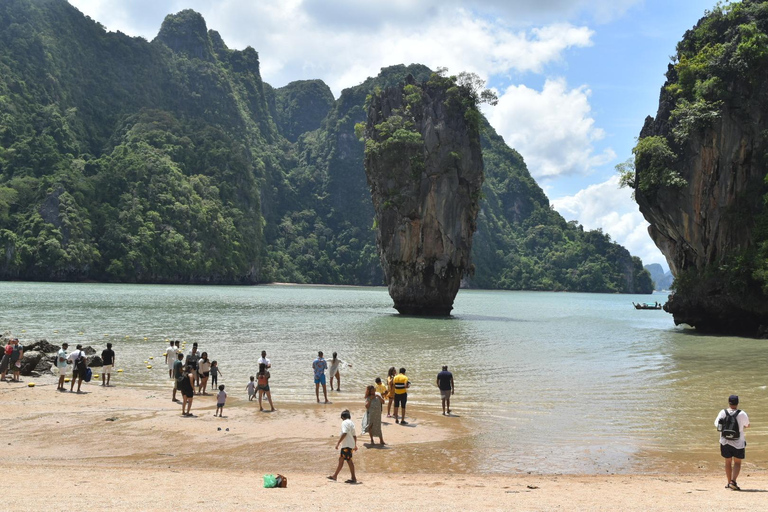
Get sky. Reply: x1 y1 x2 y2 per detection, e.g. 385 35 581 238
68 0 720 272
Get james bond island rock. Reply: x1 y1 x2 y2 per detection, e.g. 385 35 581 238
362 74 484 315
628 1 768 335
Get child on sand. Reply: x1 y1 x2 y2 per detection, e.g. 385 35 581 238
215 385 226 417
210 360 222 387
375 377 388 399
246 376 256 401
328 409 358 484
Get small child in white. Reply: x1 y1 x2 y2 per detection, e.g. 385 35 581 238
245 376 256 401
215 384 227 417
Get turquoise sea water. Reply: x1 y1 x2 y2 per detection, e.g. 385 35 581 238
2 282 766 474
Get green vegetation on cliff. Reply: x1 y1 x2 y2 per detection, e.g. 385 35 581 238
0 0 652 293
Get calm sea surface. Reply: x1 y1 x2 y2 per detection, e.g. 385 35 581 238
2 282 766 474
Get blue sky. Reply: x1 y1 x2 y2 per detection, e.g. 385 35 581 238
68 0 720 271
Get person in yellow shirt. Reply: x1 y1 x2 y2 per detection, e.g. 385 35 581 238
392 368 410 425
374 377 388 399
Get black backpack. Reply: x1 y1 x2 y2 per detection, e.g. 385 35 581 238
719 409 742 440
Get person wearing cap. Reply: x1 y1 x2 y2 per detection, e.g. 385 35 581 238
56 343 69 391
436 365 454 415
714 395 750 490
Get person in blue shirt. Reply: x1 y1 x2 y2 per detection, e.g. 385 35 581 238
312 351 329 404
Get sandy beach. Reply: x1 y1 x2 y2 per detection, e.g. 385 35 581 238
2 374 766 511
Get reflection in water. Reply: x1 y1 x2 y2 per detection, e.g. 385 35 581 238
3 282 766 474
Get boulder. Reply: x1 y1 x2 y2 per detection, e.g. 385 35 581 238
25 339 58 354
82 346 96 355
88 355 103 368
363 74 484 315
18 350 43 376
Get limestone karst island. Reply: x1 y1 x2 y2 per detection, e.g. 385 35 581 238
2 1 768 510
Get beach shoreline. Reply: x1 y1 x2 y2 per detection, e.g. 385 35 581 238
3 374 767 510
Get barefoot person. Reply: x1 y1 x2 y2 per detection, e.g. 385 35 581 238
386 367 396 418
165 340 176 378
312 351 329 403
215 385 226 417
9 338 23 382
715 395 750 491
256 363 275 412
328 409 358 484
197 352 211 395
0 338 12 381
328 352 351 391
101 343 115 386
393 367 410 425
56 343 69 391
361 385 385 446
171 353 184 402
180 364 195 416
436 365 454 415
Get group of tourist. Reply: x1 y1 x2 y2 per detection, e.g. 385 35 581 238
0 337 24 382
166 341 226 416
52 342 115 392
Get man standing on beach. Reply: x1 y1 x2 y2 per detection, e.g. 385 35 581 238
328 409 358 483
101 343 115 386
313 351 329 403
258 350 271 369
165 340 176 378
68 344 86 393
715 395 750 491
436 365 454 415
186 342 201 387
393 367 410 425
56 343 69 391
172 353 184 402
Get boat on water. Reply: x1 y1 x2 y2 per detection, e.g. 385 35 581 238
633 302 662 310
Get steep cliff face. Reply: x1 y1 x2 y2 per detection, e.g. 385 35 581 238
363 75 483 315
633 1 768 334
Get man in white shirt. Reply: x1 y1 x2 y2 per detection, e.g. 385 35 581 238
328 409 358 483
258 350 271 369
165 341 177 378
56 343 69 391
714 394 750 491
67 344 86 393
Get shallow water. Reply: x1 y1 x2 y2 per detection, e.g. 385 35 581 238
2 282 766 473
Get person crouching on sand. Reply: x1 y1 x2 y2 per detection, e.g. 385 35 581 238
328 409 358 484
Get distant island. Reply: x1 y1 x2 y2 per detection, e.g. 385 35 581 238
0 1 652 294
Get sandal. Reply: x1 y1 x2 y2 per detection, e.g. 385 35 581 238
327 476 336 481
729 480 740 491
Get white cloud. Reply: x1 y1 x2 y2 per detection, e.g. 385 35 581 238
485 78 615 179
68 1 594 95
551 176 668 269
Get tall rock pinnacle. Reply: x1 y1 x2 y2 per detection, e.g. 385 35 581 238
362 74 484 315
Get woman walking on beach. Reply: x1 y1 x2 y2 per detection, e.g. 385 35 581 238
180 365 195 416
257 363 275 412
361 385 385 446
386 367 397 417
329 352 350 391
197 352 211 395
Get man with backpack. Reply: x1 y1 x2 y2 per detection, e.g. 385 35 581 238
68 344 87 393
715 395 750 490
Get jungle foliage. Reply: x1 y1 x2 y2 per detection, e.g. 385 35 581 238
0 0 652 292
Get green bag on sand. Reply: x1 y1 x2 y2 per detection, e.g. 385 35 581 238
263 474 277 488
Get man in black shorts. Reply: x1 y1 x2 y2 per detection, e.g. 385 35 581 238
392 368 410 425
714 395 750 490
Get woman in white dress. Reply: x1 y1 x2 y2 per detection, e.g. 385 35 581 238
329 352 351 391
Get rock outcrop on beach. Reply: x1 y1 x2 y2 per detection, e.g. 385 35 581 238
630 2 768 334
362 75 484 315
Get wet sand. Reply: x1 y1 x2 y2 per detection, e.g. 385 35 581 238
3 375 767 511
